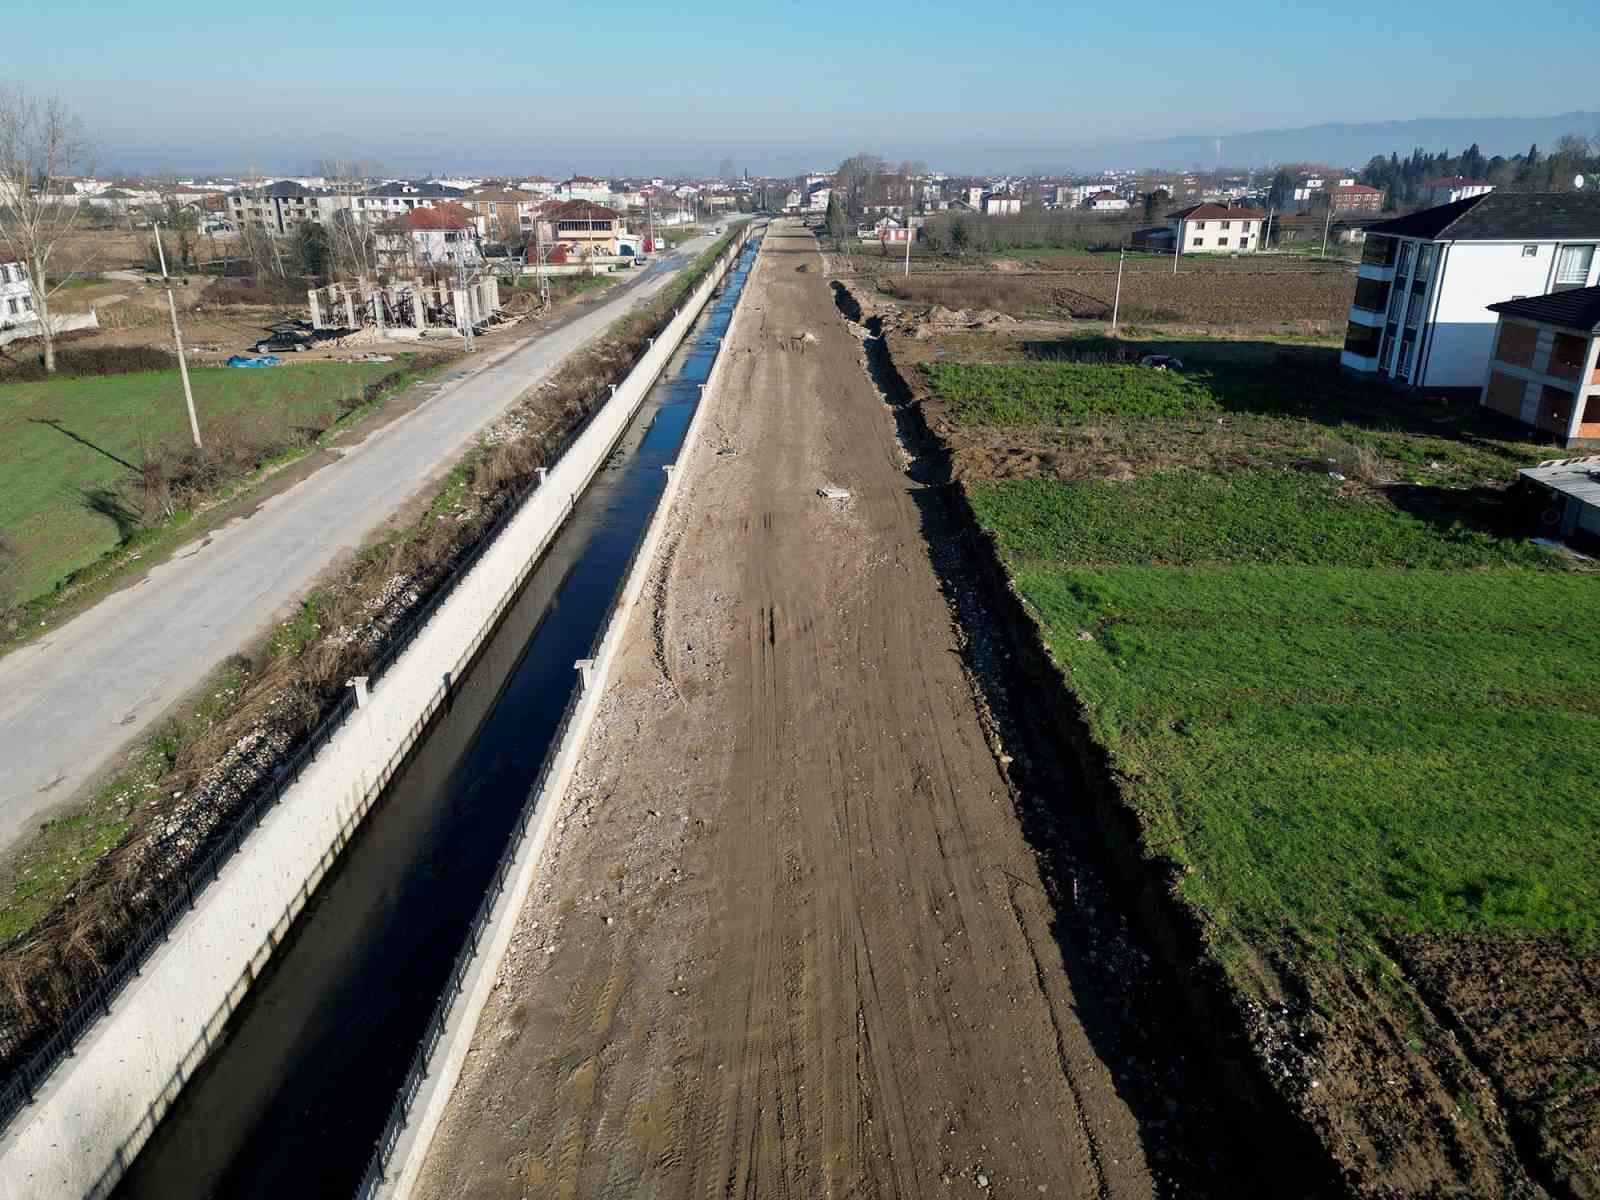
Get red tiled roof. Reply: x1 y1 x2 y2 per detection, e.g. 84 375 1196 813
548 199 620 221
395 202 476 230
1167 202 1266 221
1326 184 1382 195
1090 190 1121 200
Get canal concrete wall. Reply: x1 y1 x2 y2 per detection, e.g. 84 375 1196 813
375 223 766 1200
0 224 757 1200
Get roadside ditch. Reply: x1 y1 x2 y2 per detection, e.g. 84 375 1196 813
831 272 1343 1197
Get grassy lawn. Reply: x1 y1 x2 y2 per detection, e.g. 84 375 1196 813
974 472 1594 953
925 360 1218 424
0 360 409 604
957 352 1600 958
918 325 1600 1190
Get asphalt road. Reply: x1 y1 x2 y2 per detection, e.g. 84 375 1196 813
0 230 727 856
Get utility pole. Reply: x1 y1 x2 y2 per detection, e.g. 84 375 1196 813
903 215 913 277
1172 220 1181 275
1319 195 1335 259
154 223 202 449
457 253 474 353
1111 245 1126 335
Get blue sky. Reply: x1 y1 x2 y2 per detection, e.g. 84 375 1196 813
9 0 1596 175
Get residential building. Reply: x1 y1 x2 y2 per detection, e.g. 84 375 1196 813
547 200 629 256
354 182 467 223
228 180 350 234
465 187 540 242
1422 177 1495 206
555 176 612 204
1323 183 1385 214
807 183 832 212
374 202 482 270
1166 203 1264 253
1084 190 1129 211
1289 177 1356 210
981 194 1020 216
1480 286 1600 444
1340 192 1600 389
0 254 34 324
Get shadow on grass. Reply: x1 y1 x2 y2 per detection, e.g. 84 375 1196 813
30 418 141 472
1018 335 1550 453
75 485 142 543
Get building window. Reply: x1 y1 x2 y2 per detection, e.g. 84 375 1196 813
1193 237 1204 246
1414 243 1437 283
1344 320 1382 359
1195 220 1206 229
6 298 16 315
1221 220 1230 229
1554 244 1594 291
1522 245 1539 258
1218 237 1229 246
1352 276 1391 313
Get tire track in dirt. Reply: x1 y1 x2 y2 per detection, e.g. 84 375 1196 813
412 221 1163 1200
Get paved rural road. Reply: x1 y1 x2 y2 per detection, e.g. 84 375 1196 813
413 220 1159 1199
0 230 729 855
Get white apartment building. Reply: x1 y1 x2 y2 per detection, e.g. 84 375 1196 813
1341 192 1600 389
0 256 34 324
1166 203 1263 252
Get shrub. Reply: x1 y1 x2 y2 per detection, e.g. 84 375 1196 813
0 344 176 380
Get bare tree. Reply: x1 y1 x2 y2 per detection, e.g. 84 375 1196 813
0 88 93 372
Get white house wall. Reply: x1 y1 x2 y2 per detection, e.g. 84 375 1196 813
1422 241 1600 388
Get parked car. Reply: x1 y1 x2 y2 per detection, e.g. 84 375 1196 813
254 329 313 354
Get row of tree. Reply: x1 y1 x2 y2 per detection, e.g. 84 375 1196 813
1256 132 1600 212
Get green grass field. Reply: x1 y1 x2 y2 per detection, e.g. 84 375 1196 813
944 336 1600 961
923 360 1218 423
0 361 405 603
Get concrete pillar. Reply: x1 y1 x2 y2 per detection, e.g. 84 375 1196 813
453 288 470 334
342 287 357 329
347 676 370 708
574 658 596 690
536 467 548 486
412 288 426 329
308 290 323 330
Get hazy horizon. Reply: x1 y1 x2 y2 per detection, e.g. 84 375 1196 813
12 0 1598 177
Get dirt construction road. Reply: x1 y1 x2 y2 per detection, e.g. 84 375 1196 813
415 221 1162 1199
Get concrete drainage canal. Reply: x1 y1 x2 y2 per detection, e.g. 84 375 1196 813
108 238 760 1200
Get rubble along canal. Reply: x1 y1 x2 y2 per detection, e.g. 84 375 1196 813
110 238 759 1200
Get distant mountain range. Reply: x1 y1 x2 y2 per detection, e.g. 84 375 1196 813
1059 111 1600 172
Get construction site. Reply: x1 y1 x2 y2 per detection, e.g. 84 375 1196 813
404 217 1285 1199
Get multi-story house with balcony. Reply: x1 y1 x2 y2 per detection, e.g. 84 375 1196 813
0 253 35 325
1480 286 1600 444
1340 192 1600 390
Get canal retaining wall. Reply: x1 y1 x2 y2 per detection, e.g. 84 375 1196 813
0 224 757 1200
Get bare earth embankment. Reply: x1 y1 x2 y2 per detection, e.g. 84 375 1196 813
412 223 1283 1197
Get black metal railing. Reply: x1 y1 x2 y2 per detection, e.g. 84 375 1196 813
0 229 754 1143
351 230 758 1200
